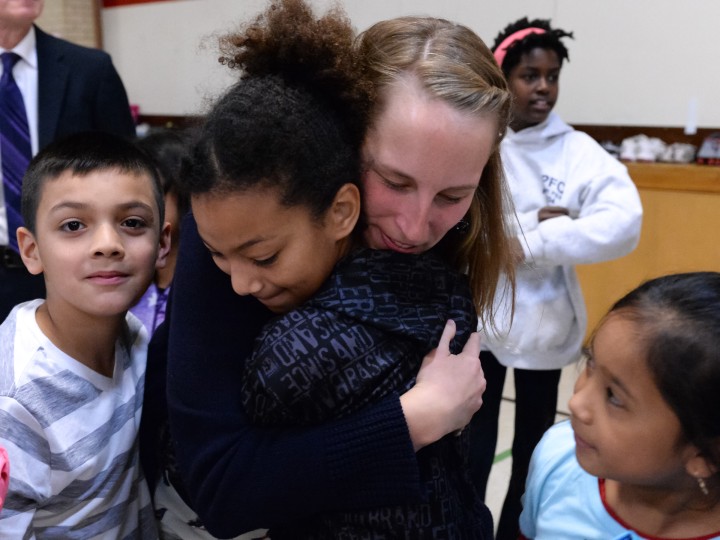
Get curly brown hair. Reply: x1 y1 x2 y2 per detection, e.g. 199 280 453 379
218 0 373 146
181 0 372 225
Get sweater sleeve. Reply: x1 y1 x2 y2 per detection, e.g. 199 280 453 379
522 135 643 267
165 214 421 538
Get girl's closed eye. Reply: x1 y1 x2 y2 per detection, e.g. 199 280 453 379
253 253 279 267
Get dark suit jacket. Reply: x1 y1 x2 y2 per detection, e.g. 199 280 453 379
35 25 135 148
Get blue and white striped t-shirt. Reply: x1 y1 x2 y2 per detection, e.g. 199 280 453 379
0 300 158 539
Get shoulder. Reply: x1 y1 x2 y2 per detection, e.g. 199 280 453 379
335 248 469 296
123 311 150 363
35 25 113 65
530 421 577 475
522 421 623 539
522 422 583 523
0 301 47 392
327 248 474 329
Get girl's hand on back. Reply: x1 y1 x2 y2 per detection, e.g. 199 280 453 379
400 319 485 450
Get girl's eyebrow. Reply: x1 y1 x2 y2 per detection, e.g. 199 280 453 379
201 235 270 255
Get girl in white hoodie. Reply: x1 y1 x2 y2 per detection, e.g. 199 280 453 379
470 18 643 540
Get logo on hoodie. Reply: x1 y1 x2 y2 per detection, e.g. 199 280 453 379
541 174 565 204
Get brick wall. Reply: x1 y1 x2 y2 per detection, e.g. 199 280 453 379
36 0 100 48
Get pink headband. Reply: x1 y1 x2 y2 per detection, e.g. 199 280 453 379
493 27 547 67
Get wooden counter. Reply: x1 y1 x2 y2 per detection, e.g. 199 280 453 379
625 162 720 193
576 162 720 337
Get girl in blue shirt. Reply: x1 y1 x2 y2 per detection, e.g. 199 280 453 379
521 272 720 539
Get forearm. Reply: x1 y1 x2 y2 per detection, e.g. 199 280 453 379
172 389 420 536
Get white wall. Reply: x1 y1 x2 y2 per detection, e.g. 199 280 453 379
102 0 718 128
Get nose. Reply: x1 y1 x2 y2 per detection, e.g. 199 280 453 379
396 197 432 245
229 262 263 297
536 76 550 93
92 223 124 258
568 374 592 424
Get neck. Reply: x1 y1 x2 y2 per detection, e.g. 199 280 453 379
35 301 125 378
605 478 720 537
0 23 31 50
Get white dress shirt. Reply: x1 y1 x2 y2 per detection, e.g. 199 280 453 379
0 26 39 246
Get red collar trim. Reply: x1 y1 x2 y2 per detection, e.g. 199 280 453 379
599 478 720 540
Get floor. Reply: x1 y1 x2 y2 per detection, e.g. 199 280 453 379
484 363 581 529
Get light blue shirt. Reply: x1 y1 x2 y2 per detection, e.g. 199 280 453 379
520 421 720 540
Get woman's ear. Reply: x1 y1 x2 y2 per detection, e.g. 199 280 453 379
16 227 43 275
328 183 361 240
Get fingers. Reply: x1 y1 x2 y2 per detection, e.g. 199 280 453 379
462 331 482 358
435 319 456 355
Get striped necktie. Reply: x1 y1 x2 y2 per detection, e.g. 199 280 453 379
0 52 31 252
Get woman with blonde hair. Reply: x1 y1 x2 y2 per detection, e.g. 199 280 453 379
152 1 516 536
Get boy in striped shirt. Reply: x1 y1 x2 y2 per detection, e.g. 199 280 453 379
0 132 170 538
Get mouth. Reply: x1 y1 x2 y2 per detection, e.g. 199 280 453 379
570 424 595 452
87 271 129 285
530 99 552 112
379 231 422 254
574 433 591 449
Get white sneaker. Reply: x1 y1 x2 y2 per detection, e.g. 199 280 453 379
637 135 666 162
672 143 696 163
659 143 697 163
620 136 639 161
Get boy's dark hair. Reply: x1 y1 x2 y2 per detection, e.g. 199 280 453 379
21 131 165 234
492 17 573 76
136 129 192 219
607 272 720 473
182 0 371 221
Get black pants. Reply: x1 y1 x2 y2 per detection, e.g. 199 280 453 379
0 263 46 323
469 351 561 540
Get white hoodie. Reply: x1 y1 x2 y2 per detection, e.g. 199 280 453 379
483 112 643 369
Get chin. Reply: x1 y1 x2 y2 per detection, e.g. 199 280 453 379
575 451 604 478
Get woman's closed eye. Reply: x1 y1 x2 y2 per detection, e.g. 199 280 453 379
436 192 467 205
372 168 410 191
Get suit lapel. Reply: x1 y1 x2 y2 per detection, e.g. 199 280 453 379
35 26 69 149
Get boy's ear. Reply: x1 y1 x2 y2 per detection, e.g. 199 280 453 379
16 227 43 275
328 183 361 241
155 222 172 270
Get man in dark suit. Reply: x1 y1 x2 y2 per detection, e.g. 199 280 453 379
0 0 135 321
